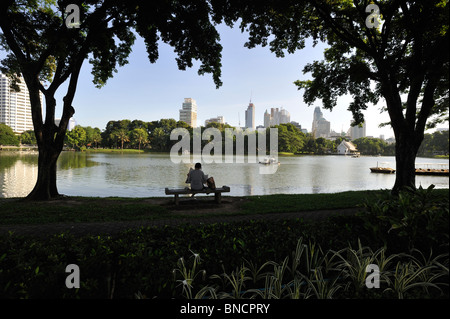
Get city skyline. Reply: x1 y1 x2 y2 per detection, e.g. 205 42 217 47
1 23 447 139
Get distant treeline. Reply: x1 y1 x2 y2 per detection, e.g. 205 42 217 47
1 120 448 156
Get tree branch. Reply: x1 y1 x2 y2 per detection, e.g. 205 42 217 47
311 0 374 56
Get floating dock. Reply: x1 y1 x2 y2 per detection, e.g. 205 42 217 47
370 162 449 176
414 163 449 176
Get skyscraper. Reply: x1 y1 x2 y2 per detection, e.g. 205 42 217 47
245 102 255 130
312 106 330 138
0 73 42 133
311 106 322 134
179 98 197 128
264 109 271 128
349 122 366 140
279 108 290 124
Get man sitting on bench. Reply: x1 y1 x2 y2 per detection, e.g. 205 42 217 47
186 162 208 196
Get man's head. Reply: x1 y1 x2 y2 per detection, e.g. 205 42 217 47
195 162 202 169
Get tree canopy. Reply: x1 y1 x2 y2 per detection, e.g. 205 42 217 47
233 0 449 193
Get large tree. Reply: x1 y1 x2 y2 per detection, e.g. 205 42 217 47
235 0 449 193
0 0 227 200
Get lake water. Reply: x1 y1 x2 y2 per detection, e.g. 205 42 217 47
0 151 448 198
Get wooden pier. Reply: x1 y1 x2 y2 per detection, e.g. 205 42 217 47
370 162 449 176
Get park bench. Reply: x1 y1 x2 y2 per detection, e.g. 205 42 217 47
165 186 231 205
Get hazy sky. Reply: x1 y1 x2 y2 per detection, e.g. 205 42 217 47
8 22 444 139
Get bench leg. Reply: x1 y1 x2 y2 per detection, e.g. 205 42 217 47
174 194 179 206
215 192 221 204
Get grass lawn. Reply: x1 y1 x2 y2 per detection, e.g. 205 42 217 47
1 189 447 225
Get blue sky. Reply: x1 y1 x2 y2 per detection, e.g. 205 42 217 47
2 22 405 138
57 23 396 138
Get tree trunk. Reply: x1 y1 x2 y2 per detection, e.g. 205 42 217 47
23 80 75 200
379 70 424 196
26 142 61 200
392 131 419 195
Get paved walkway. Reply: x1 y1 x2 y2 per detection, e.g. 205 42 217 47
0 208 359 238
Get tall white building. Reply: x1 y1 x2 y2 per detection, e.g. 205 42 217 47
245 102 255 130
312 106 330 138
0 73 42 133
179 98 197 128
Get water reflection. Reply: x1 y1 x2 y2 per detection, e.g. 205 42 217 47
0 153 38 197
0 151 448 198
58 152 100 170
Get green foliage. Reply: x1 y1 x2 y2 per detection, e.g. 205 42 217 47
173 239 448 300
130 128 148 151
417 130 449 156
0 188 447 298
66 125 86 150
0 123 19 146
20 130 37 145
275 123 305 153
360 185 449 252
83 126 102 149
352 137 390 156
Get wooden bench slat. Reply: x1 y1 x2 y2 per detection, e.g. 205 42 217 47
165 186 230 195
165 186 230 205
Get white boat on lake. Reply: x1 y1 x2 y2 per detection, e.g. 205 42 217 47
259 157 280 165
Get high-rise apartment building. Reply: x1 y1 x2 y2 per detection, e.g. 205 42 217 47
0 73 42 133
312 106 330 138
179 98 197 128
245 102 255 130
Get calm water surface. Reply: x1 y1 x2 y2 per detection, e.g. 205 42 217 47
0 151 448 198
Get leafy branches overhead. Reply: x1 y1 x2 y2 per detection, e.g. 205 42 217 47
0 0 232 136
235 0 449 129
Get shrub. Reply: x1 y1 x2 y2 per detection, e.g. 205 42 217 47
359 185 449 253
172 239 449 299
